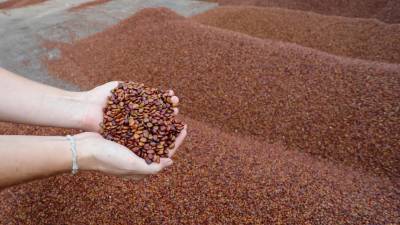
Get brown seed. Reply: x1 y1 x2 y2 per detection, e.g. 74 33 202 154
145 158 152 165
154 155 160 163
129 117 135 126
147 149 155 154
152 136 159 142
100 81 184 164
131 103 139 109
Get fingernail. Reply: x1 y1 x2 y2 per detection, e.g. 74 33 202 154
171 96 179 106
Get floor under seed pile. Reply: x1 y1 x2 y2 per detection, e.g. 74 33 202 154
0 2 399 225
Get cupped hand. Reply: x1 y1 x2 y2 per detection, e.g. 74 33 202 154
81 81 180 132
75 126 187 180
76 81 186 179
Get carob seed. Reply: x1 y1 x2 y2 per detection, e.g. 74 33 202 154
100 81 185 164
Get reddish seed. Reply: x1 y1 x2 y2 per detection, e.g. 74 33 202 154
100 81 184 164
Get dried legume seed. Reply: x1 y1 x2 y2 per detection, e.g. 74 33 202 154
100 81 184 164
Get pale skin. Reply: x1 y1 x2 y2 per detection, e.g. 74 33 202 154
0 67 187 189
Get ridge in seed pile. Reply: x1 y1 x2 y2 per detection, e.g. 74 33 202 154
204 0 400 23
100 81 185 164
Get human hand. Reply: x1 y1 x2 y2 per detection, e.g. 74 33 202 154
75 127 187 180
80 81 180 132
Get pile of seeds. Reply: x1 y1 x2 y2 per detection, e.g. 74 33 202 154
1 7 399 224
47 8 400 178
100 81 184 164
193 6 400 64
204 0 400 23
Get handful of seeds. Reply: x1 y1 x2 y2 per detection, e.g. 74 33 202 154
100 81 185 164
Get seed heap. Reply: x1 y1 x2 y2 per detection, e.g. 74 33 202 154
100 81 184 164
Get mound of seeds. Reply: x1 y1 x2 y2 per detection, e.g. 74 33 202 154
100 81 185 164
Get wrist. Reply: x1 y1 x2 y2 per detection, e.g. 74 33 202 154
73 132 99 171
67 90 98 131
60 90 93 131
75 90 93 131
76 90 104 132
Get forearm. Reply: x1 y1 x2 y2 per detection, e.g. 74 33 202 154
0 135 80 189
0 68 88 129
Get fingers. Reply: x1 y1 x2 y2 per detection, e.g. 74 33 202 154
169 124 187 157
173 107 179 115
167 90 179 116
95 81 120 94
167 90 179 105
146 157 173 174
170 96 179 106
135 157 173 175
105 81 120 89
122 157 173 181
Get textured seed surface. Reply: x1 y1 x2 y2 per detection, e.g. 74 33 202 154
46 8 400 178
0 6 399 225
100 81 184 163
203 0 400 23
0 118 399 224
193 6 400 64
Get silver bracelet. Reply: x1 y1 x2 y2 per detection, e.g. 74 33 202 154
66 135 79 175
